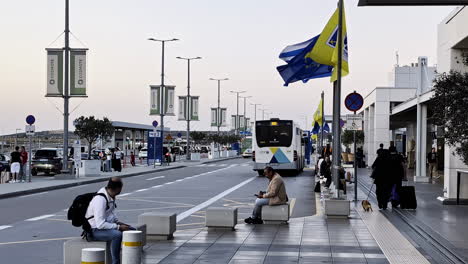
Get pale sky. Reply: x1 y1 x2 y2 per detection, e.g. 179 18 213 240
0 0 454 135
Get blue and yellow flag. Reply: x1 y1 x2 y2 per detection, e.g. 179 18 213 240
305 4 349 82
313 98 323 126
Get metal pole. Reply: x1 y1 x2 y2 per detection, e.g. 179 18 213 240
153 129 157 168
320 91 325 154
217 80 220 135
160 41 165 166
186 59 191 161
353 114 357 201
62 0 70 173
331 0 344 198
243 97 246 135
28 135 32 182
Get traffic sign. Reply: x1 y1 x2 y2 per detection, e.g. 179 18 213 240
345 114 363 131
344 92 364 112
152 120 159 127
25 125 35 136
177 132 182 138
165 134 173 140
26 115 36 125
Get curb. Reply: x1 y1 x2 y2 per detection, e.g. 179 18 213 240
0 156 242 200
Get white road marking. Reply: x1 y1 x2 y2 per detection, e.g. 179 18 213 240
207 164 216 167
21 192 49 198
0 226 12 231
177 177 256 222
242 164 249 167
25 214 55 221
135 189 148 192
151 185 162 188
175 179 184 182
146 176 165 181
119 193 132 197
165 182 173 185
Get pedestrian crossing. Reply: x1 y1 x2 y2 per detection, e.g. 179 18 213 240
192 163 250 168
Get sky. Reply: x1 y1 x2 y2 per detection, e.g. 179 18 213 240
0 0 455 135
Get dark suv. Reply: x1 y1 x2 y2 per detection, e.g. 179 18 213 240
0 154 10 172
31 148 62 176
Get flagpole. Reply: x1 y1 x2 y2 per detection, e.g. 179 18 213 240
320 91 325 154
331 0 344 199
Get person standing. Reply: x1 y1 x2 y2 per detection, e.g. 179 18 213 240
9 146 21 183
130 151 136 167
320 156 332 187
114 148 122 172
371 150 392 210
20 146 28 182
389 148 405 207
376 143 385 156
427 148 438 181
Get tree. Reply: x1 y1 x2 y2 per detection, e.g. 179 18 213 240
74 116 115 159
190 131 206 144
342 130 364 149
431 70 468 164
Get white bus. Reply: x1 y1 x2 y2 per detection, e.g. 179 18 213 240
252 119 305 176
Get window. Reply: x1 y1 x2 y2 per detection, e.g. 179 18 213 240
255 121 293 148
34 150 58 158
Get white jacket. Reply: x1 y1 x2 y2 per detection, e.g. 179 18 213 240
85 187 119 230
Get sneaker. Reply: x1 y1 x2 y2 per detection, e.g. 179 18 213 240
244 217 254 224
252 218 263 224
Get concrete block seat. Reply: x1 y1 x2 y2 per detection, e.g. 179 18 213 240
63 238 111 264
261 204 290 224
138 212 176 240
133 223 147 247
205 207 238 230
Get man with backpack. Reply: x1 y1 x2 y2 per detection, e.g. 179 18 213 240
84 177 132 264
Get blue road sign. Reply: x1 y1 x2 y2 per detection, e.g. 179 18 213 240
26 115 35 125
344 92 364 112
152 120 159 127
177 132 182 138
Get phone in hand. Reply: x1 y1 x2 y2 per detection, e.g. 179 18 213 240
254 194 259 197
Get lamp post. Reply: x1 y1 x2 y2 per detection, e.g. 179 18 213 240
259 108 267 120
230 91 246 135
240 96 252 136
209 78 229 135
250 103 261 123
148 37 178 165
15 128 21 147
176 56 202 161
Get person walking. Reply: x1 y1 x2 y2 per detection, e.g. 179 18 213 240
130 151 136 167
371 150 392 210
389 148 405 207
244 167 288 224
427 148 438 181
20 146 28 182
320 156 332 187
9 146 21 183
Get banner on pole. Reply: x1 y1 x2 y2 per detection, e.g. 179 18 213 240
150 85 175 116
220 108 227 127
178 96 187 121
45 48 64 97
70 49 88 97
211 108 218 126
190 96 199 121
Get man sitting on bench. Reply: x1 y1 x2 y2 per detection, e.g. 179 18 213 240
245 166 288 224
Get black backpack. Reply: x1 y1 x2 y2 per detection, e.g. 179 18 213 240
67 192 109 240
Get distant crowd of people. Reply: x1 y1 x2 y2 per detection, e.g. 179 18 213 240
1 146 28 183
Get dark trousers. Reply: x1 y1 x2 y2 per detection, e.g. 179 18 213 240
376 183 392 209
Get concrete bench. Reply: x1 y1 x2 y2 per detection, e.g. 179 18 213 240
63 238 111 264
138 212 176 240
205 207 237 230
261 204 290 224
134 223 147 247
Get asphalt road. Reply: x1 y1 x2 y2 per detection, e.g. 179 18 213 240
0 158 316 264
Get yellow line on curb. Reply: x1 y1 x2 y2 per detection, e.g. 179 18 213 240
289 198 296 216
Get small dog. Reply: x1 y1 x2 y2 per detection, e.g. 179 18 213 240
362 200 373 212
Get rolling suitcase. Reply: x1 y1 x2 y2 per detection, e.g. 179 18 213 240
399 184 417 209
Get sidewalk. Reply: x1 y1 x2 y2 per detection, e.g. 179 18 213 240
143 211 389 264
0 156 240 199
358 167 468 262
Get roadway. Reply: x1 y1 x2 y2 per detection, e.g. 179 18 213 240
0 158 316 264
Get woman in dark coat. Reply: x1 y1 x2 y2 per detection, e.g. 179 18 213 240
371 150 392 210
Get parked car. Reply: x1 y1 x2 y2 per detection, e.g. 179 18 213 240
31 148 63 176
0 154 10 172
242 148 253 158
200 146 210 153
138 148 148 159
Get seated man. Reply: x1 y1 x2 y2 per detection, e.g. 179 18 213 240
245 166 288 224
85 177 133 264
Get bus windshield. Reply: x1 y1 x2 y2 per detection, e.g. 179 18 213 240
255 120 293 148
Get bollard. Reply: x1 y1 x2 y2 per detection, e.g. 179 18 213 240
122 230 143 264
81 248 105 264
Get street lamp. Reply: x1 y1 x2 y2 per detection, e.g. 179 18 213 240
176 56 202 161
240 96 252 136
148 37 178 166
209 78 229 135
259 108 268 120
250 103 261 123
230 91 246 135
15 128 21 147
